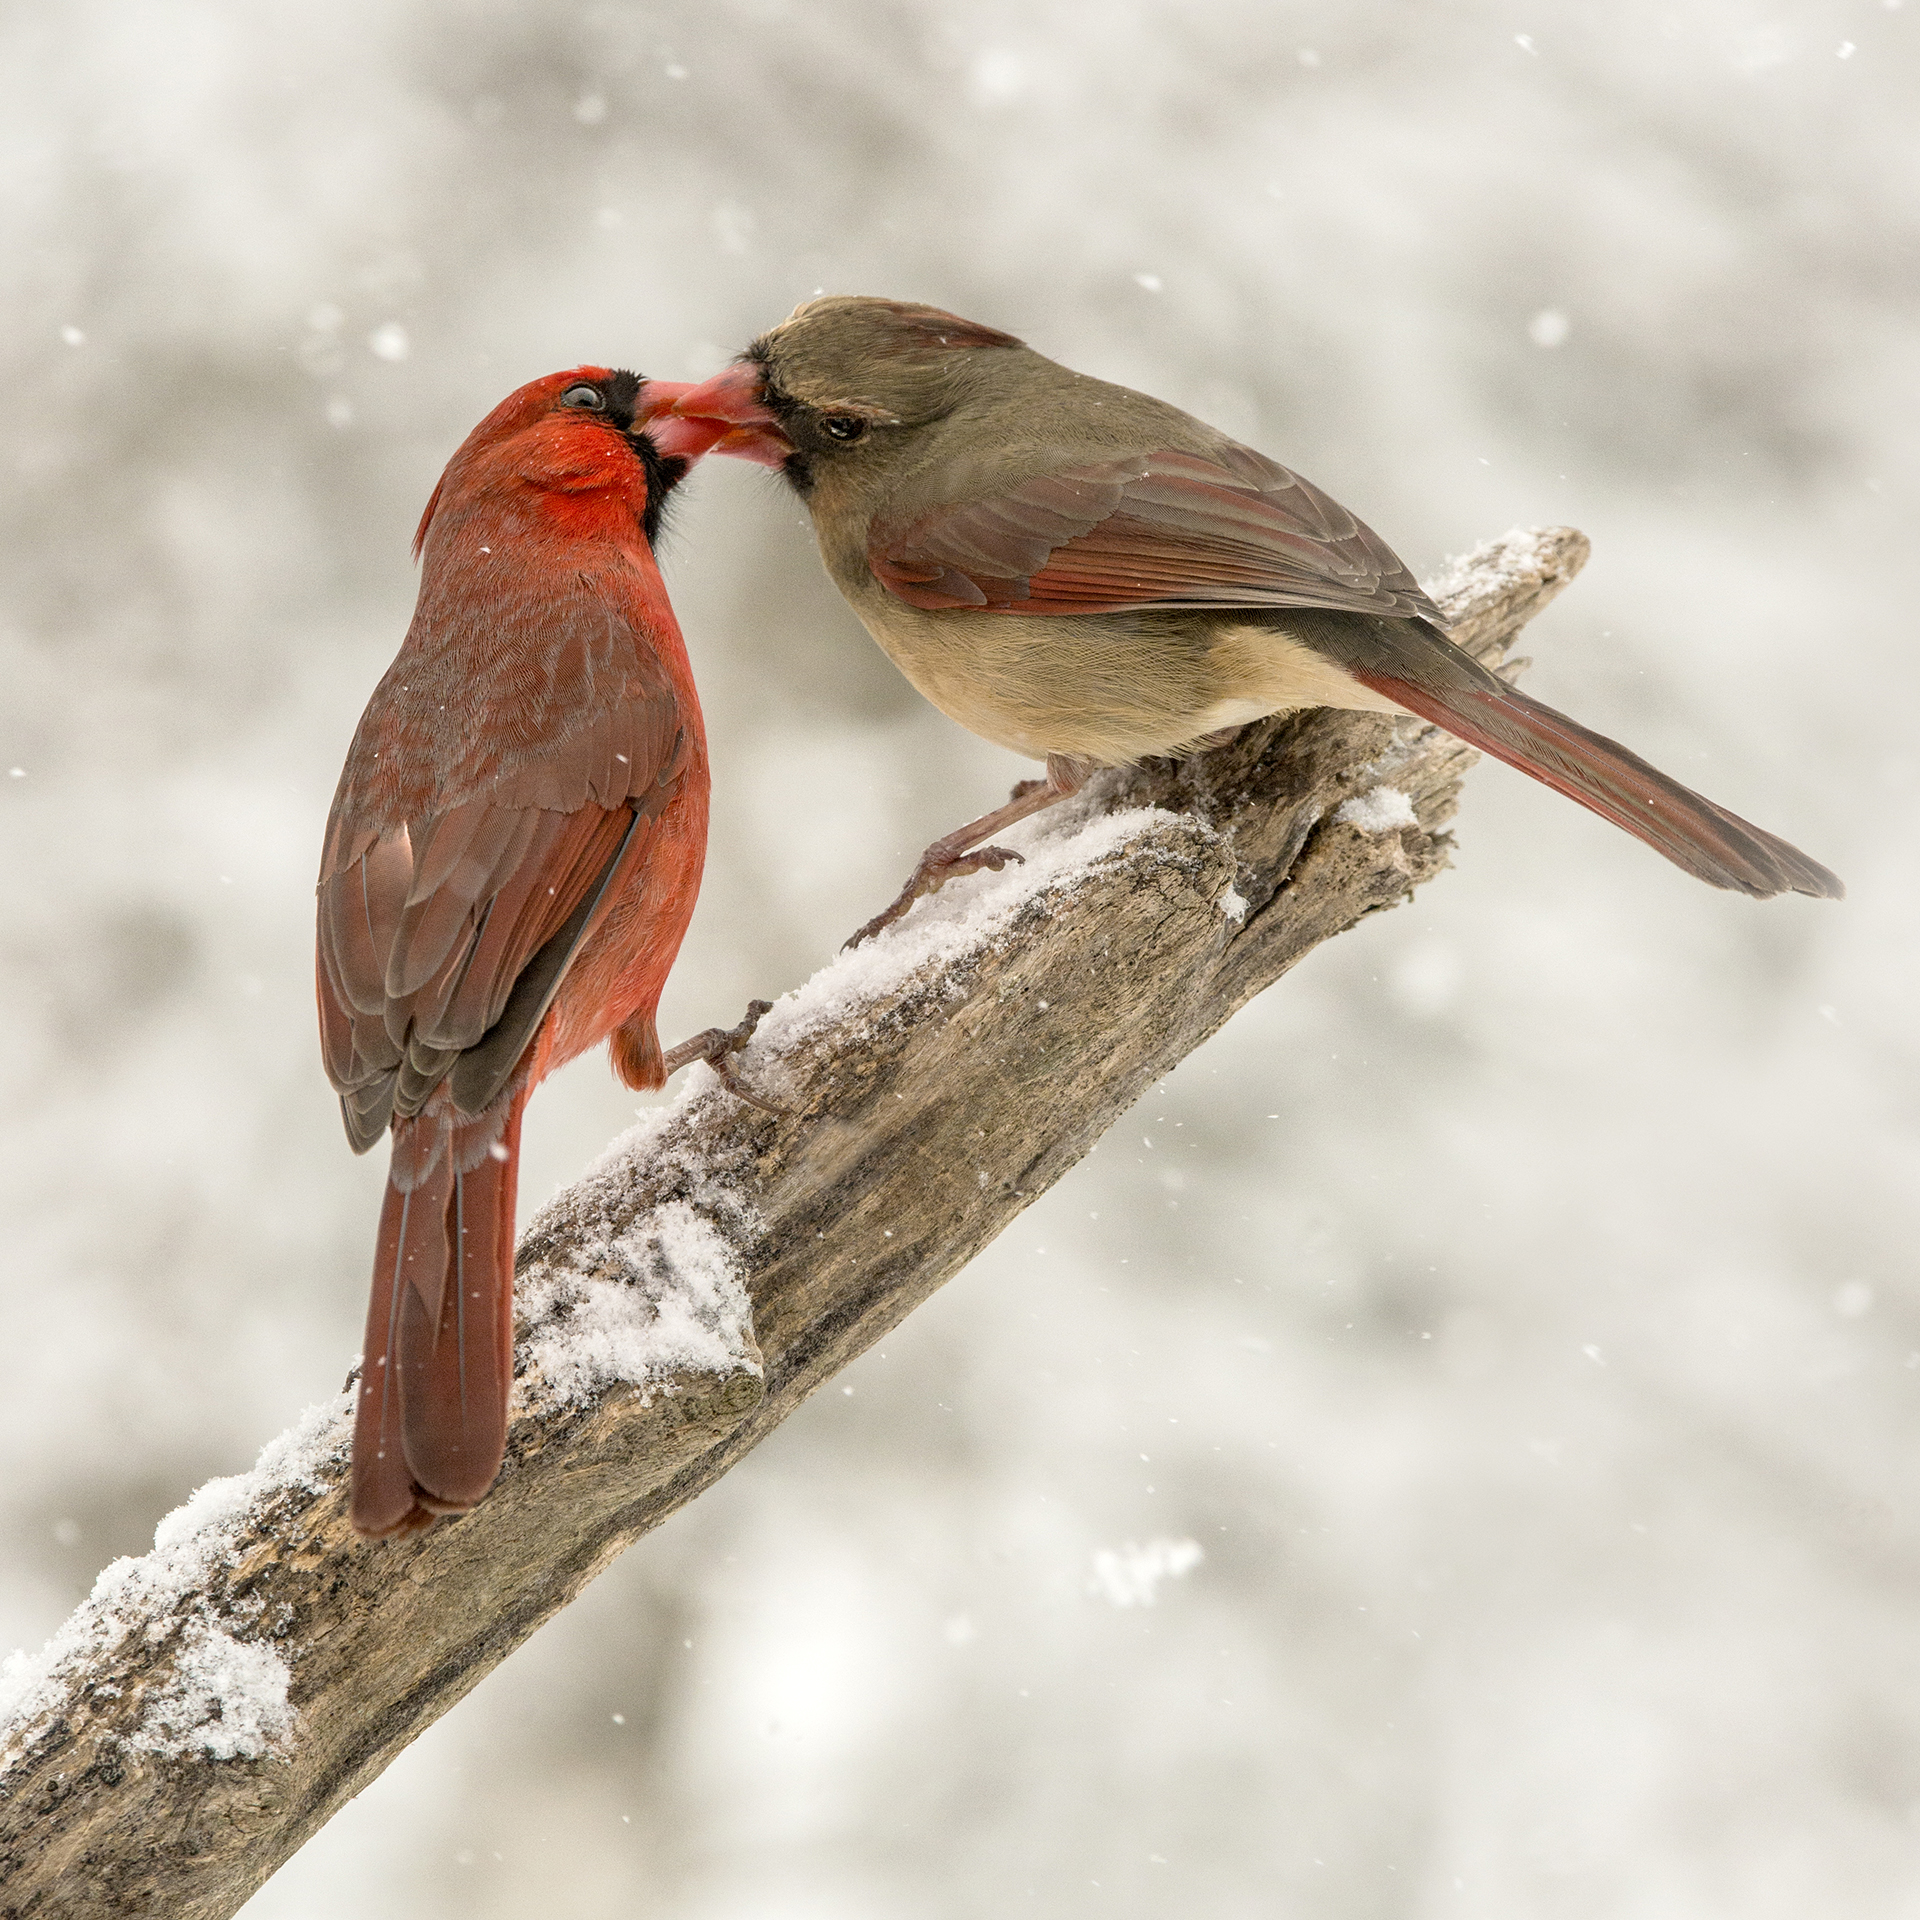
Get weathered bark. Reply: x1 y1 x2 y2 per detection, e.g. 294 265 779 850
0 528 1589 1917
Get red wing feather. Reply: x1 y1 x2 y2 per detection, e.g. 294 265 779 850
318 794 657 1148
318 560 700 1151
870 447 1443 624
317 579 693 1156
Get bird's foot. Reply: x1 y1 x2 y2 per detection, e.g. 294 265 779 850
662 999 787 1113
845 844 1025 949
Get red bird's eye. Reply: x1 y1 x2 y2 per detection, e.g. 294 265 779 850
562 383 606 410
819 414 868 442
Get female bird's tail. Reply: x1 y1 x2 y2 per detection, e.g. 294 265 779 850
351 1094 526 1538
1348 659 1843 902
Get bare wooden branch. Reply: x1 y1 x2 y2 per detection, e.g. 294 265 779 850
0 528 1589 1918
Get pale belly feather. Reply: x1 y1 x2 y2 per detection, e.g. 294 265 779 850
851 592 1406 766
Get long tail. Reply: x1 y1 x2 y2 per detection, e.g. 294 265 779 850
1347 658 1843 901
351 1092 526 1539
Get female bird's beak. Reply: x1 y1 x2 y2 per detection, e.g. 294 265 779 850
655 364 793 468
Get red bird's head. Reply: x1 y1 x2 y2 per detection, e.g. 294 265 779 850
412 365 726 561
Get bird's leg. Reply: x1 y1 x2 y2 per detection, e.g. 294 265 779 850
847 754 1092 949
661 999 788 1114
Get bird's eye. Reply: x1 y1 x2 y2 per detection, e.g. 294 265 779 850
819 414 868 443
562 383 606 411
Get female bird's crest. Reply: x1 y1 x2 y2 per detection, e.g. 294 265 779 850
745 298 1027 432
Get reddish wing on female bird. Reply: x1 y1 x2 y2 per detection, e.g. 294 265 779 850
317 367 728 1539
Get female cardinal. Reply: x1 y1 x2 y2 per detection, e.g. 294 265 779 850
671 296 1840 940
318 367 740 1539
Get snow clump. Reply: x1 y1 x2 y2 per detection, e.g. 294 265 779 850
1335 786 1418 833
1089 1537 1205 1607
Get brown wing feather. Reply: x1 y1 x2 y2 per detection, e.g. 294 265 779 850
870 448 1442 624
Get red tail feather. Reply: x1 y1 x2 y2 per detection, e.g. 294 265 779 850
351 1094 525 1537
1349 670 1842 901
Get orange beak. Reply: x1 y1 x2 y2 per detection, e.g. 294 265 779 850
654 363 793 468
632 380 712 464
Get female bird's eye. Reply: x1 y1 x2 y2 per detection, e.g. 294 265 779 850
819 414 868 443
562 384 606 411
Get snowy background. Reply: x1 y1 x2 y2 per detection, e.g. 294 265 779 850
2 1 1914 1913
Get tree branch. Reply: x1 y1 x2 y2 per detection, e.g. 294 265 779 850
0 527 1589 1918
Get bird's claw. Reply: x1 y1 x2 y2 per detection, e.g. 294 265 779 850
663 999 789 1114
925 843 1023 892
711 1049 787 1116
844 845 1025 949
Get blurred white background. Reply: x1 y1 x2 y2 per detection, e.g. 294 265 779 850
2 1 1914 1913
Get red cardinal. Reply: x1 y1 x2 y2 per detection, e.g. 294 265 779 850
318 367 738 1539
672 297 1840 940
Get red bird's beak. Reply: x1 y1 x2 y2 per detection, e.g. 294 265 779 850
658 363 793 469
634 381 717 464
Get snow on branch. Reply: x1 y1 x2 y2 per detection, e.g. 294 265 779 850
0 527 1590 1918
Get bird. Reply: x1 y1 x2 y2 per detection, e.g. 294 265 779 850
669 295 1841 942
317 366 756 1540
